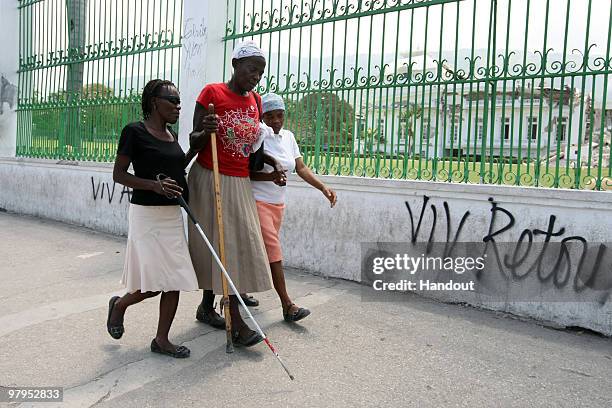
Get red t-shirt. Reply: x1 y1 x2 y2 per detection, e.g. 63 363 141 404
195 83 261 177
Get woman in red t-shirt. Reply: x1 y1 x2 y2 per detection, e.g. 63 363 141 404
188 41 285 347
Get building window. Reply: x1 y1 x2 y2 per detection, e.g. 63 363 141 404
451 118 460 141
503 117 511 141
528 117 538 141
557 117 567 142
477 118 484 139
422 123 431 140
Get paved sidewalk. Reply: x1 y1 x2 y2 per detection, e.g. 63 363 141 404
0 212 610 407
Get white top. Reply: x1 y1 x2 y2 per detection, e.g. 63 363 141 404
251 124 302 204
251 126 265 152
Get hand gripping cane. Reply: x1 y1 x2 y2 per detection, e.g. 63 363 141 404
207 103 234 354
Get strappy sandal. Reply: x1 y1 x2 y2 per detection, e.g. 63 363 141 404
283 304 311 323
106 296 124 339
150 339 190 358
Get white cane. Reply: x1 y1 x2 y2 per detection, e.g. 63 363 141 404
177 195 295 380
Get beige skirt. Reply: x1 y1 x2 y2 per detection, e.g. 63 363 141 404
121 204 199 293
187 163 272 294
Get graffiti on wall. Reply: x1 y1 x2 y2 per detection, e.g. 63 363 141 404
404 195 612 303
0 75 17 115
91 177 132 204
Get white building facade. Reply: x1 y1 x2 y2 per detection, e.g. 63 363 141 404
355 53 584 164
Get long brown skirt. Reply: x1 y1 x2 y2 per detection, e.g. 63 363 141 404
187 162 272 294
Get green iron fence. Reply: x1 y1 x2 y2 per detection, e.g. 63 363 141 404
224 0 612 190
15 0 612 191
16 0 183 161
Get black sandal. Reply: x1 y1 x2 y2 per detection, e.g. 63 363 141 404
283 304 311 323
241 294 259 307
150 339 190 358
195 303 226 329
232 328 263 347
106 296 124 339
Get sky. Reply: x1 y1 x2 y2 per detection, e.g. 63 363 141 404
240 0 612 59
242 0 612 103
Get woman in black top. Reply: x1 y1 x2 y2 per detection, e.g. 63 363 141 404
106 79 198 358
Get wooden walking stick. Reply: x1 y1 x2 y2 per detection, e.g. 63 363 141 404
208 103 234 353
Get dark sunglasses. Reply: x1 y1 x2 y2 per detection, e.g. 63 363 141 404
155 94 181 105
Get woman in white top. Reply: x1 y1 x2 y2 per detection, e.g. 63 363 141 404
250 93 337 322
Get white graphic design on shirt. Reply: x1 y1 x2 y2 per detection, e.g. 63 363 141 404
219 106 259 157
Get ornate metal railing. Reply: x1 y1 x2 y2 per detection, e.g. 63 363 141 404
225 0 612 190
16 0 183 162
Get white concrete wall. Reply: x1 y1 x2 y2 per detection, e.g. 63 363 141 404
1 157 611 335
0 159 129 235
282 173 612 277
178 0 232 151
281 172 612 336
0 0 19 157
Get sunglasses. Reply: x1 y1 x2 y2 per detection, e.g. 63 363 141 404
155 94 181 105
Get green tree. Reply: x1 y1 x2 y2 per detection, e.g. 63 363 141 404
285 92 355 150
79 83 122 142
31 84 125 148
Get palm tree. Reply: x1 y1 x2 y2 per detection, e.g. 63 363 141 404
64 0 88 152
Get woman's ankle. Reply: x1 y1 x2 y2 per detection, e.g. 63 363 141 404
230 316 247 331
154 335 172 346
110 298 126 320
200 304 216 313
202 290 216 306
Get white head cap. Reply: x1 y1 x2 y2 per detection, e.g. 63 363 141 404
232 40 266 60
261 93 285 113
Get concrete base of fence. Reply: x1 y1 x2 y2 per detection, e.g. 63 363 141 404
0 158 128 235
1 157 611 336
